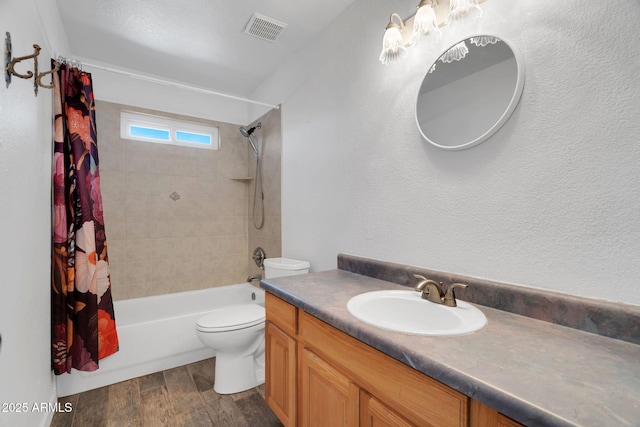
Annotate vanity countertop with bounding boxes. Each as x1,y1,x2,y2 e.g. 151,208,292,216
261,269,640,427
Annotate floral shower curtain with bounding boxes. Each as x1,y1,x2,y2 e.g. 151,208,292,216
51,61,119,374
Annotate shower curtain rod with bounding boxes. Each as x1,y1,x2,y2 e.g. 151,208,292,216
80,61,279,109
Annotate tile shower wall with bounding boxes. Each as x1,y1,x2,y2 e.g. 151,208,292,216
248,108,283,278
97,101,251,300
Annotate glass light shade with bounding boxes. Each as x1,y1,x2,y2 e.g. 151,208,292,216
440,41,469,63
448,0,482,23
470,36,499,47
410,3,440,45
379,24,407,64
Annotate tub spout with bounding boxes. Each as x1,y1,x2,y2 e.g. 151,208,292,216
247,275,262,283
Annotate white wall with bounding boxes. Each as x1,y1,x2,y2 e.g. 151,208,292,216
81,61,273,125
0,0,69,425
253,0,640,305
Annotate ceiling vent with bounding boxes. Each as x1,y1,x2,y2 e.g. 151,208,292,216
244,13,288,43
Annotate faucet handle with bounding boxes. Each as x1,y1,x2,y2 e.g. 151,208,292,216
443,283,468,307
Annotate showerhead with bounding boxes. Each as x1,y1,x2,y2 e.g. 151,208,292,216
239,122,262,138
239,122,261,155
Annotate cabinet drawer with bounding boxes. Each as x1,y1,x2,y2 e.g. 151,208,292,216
360,390,415,427
299,311,468,427
266,293,297,336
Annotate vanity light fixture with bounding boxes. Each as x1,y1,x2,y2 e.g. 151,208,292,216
410,0,441,45
379,13,407,65
379,0,486,65
447,0,482,25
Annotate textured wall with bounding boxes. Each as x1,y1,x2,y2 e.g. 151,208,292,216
0,0,68,424
97,101,251,300
253,0,640,305
247,108,283,279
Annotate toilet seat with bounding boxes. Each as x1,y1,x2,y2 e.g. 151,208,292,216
196,304,265,333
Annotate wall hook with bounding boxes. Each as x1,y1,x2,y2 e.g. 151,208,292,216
7,43,40,79
36,61,60,90
4,32,60,96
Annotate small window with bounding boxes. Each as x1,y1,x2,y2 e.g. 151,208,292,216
130,126,171,141
175,131,211,145
120,111,219,150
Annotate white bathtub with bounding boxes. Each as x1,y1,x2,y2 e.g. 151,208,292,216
55,283,265,397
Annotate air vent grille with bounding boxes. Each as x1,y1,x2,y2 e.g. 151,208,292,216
244,13,287,43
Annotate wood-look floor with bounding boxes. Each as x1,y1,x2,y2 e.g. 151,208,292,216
50,358,282,427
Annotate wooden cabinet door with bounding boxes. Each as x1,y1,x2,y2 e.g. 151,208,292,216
360,391,414,427
300,348,359,427
498,414,525,427
469,399,525,427
299,311,467,427
265,322,297,427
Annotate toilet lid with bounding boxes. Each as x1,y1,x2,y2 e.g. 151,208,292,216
196,304,265,332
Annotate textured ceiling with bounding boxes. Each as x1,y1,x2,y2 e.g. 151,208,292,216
55,0,356,97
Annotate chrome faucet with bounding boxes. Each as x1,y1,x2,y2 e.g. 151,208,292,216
413,274,468,307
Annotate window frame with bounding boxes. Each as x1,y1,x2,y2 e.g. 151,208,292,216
120,111,219,150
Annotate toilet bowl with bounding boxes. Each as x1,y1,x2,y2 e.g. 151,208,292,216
195,257,309,394
195,303,266,394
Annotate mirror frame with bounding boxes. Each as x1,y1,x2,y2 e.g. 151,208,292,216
415,35,525,151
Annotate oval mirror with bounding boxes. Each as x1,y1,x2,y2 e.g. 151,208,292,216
415,36,524,150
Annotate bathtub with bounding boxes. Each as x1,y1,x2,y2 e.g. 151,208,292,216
55,283,265,397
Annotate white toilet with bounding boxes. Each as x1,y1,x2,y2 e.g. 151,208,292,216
195,257,310,394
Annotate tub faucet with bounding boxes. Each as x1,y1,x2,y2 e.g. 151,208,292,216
247,274,262,283
413,274,468,307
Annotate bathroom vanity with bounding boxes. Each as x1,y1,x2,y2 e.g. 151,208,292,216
261,254,640,427
265,292,521,427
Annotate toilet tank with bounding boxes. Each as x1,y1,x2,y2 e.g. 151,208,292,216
264,257,310,279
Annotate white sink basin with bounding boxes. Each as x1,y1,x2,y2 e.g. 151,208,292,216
347,290,487,336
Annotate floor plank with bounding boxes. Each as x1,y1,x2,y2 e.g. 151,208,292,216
50,358,280,427
163,366,205,416
140,385,175,426
200,390,249,427
139,371,166,394
236,392,283,427
71,386,109,427
104,378,142,427
187,358,216,393
174,408,214,427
